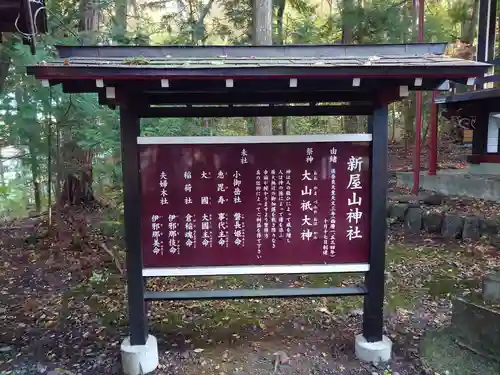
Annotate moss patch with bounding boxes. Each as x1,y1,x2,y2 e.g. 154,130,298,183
421,328,500,375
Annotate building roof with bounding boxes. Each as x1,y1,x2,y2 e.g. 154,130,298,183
435,88,500,105
31,43,489,79
26,43,491,118
55,43,452,58
0,0,47,54
40,54,483,70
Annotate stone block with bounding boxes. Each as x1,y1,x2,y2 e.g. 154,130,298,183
389,203,408,221
405,207,422,233
442,215,463,239
483,273,500,304
423,212,443,234
389,192,443,206
462,216,481,240
386,202,392,217
451,297,500,361
420,193,444,206
480,219,499,237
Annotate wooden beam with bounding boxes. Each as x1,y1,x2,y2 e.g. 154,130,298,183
136,90,376,105
138,104,374,118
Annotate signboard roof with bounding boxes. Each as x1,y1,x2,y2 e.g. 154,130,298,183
25,43,491,117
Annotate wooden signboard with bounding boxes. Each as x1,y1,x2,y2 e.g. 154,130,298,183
138,135,371,276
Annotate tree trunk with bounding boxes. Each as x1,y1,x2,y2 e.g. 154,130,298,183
113,0,128,43
55,119,61,238
341,0,354,44
0,44,11,94
79,0,100,41
58,0,99,207
253,0,273,136
59,141,95,206
281,117,288,135
341,0,358,133
193,0,216,45
403,93,417,149
391,103,396,142
28,139,41,212
0,156,4,187
276,0,287,135
463,0,479,44
276,0,286,44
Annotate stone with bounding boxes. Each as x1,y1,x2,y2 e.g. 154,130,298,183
389,203,408,221
423,212,443,234
354,334,392,363
442,215,463,239
389,192,443,206
483,272,500,304
121,335,159,375
0,346,12,353
404,207,422,233
390,194,420,205
36,363,47,373
480,219,499,236
420,193,444,206
462,216,481,240
490,237,500,251
349,308,363,316
47,371,75,375
451,297,500,361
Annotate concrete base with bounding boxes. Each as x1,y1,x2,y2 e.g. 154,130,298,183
469,163,500,175
121,334,159,375
396,169,500,202
355,334,392,364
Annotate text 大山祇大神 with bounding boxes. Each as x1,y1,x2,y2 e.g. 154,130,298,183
140,138,371,269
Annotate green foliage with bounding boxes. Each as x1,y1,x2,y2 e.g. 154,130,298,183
0,0,474,219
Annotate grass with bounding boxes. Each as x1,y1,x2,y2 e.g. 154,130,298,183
63,243,496,335
52,241,500,373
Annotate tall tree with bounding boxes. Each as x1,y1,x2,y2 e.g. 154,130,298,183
341,0,359,133
113,0,128,43
252,0,273,136
55,0,103,206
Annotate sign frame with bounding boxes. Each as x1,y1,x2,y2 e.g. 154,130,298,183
138,133,372,277
120,105,388,346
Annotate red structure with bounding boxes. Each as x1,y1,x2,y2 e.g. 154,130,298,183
140,135,371,273
428,91,438,175
412,0,425,192
430,0,497,175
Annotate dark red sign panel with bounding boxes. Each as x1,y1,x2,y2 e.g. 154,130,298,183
139,136,371,272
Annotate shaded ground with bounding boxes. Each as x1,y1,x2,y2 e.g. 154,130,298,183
389,140,468,172
1,207,500,374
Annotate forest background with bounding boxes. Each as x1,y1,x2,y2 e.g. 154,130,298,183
0,0,487,220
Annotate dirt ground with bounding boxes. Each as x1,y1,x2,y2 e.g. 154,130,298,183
0,141,499,375
1,208,499,375
388,139,468,173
